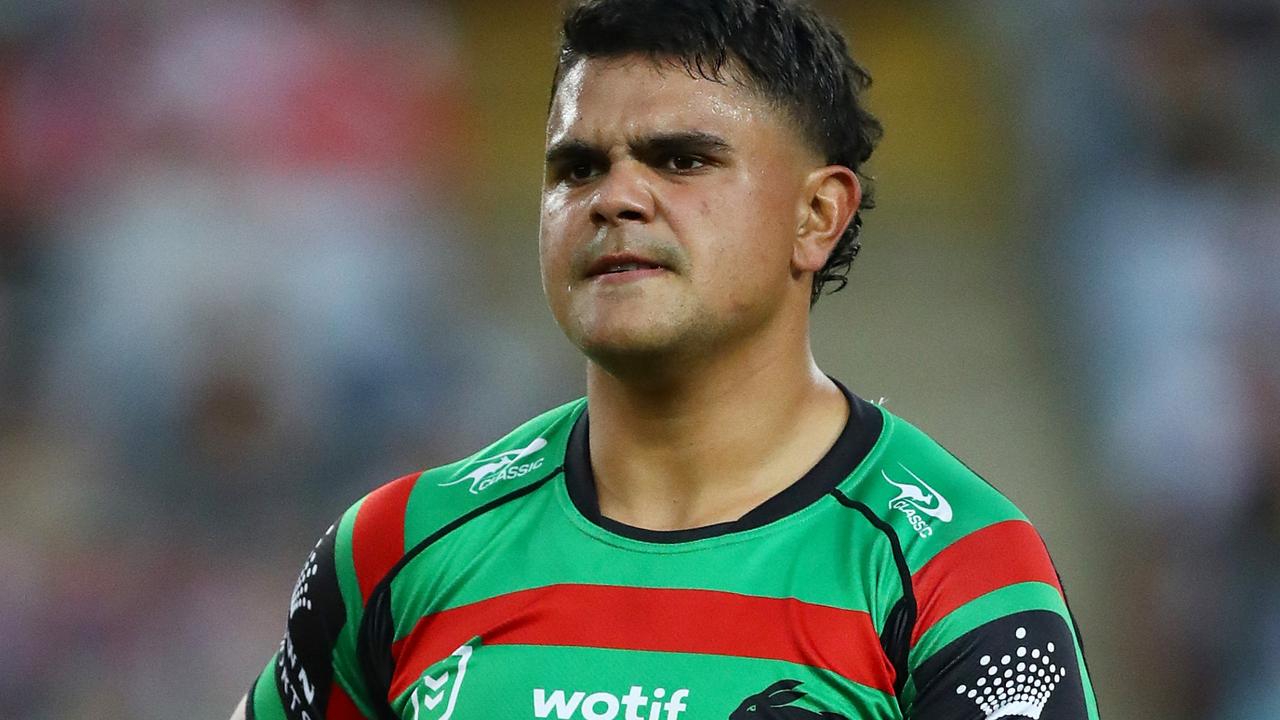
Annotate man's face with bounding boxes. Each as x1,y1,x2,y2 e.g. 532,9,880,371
539,56,820,368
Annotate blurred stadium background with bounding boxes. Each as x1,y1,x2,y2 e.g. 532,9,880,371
1,0,1277,717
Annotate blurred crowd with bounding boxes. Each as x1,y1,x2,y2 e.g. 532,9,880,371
1003,0,1280,716
0,0,1276,718
0,1,573,716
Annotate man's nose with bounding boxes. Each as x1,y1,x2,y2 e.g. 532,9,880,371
588,161,655,227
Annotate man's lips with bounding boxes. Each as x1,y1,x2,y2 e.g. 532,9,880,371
584,252,670,279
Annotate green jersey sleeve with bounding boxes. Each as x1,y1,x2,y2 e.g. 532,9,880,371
901,518,1099,719
845,409,1099,718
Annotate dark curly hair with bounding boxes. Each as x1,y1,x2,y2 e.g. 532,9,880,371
552,0,882,305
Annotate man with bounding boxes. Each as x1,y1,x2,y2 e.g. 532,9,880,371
233,1,1099,718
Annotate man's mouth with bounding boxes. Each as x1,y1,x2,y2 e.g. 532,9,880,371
585,253,670,279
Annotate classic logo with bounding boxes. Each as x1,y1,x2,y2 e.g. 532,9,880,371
730,680,848,720
533,686,689,720
439,438,548,494
409,644,473,720
882,463,953,539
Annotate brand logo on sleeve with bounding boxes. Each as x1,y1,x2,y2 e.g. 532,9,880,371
409,643,473,720
953,626,1068,719
882,463,952,538
287,523,334,619
532,686,689,720
439,437,548,494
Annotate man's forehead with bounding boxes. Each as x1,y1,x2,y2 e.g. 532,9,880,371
546,55,772,145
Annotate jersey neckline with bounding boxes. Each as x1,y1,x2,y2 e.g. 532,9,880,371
563,378,885,544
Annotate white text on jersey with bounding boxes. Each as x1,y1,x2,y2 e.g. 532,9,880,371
440,438,549,494
533,686,689,720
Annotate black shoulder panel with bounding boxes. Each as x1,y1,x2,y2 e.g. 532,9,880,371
274,521,347,720
910,610,1088,719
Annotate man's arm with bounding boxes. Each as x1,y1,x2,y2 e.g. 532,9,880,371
902,520,1099,718
908,608,1095,718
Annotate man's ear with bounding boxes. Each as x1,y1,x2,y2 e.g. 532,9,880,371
792,166,861,274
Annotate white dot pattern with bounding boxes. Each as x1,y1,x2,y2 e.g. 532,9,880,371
288,523,335,618
952,626,1069,720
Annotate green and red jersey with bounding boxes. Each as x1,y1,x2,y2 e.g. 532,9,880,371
247,384,1098,719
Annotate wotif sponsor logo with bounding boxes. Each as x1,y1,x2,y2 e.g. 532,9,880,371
882,463,952,538
439,437,548,494
533,686,689,720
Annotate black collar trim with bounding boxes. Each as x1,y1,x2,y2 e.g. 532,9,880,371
563,379,884,543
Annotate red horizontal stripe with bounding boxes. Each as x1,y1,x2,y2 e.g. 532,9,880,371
353,473,420,602
327,682,366,720
910,520,1063,646
390,584,894,698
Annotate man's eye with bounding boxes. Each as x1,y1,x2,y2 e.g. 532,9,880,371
666,155,706,172
567,163,598,182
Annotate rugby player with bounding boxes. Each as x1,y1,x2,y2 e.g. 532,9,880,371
233,1,1098,718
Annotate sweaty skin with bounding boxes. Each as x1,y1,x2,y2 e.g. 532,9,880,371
539,56,861,531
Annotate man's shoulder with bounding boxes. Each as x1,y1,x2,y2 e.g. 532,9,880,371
342,397,585,559
416,396,586,501
837,407,1038,569
838,409,1093,716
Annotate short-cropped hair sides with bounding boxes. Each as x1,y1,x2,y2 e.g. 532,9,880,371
552,0,883,306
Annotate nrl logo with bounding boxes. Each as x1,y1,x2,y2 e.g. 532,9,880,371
439,438,548,494
409,643,473,720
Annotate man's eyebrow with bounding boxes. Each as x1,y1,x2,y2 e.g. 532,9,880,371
630,131,732,155
544,139,606,166
544,132,733,165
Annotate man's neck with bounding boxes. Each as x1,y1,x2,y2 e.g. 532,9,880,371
584,335,849,532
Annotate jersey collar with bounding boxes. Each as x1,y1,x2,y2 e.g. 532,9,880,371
563,378,884,543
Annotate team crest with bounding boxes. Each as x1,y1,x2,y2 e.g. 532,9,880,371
730,680,848,720
408,642,475,720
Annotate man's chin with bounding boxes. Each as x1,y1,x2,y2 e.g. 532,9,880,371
576,326,692,373
579,332,675,361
